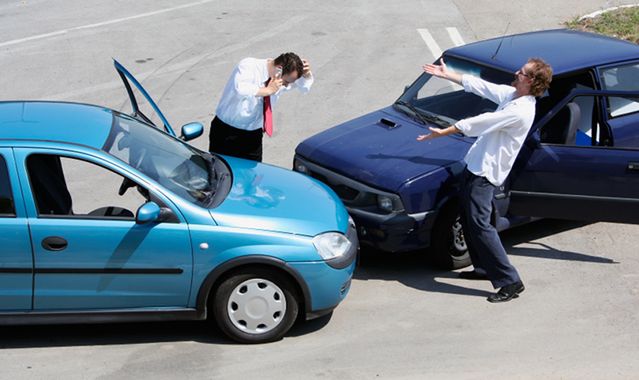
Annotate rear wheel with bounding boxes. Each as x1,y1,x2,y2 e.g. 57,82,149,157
430,204,471,269
213,268,299,344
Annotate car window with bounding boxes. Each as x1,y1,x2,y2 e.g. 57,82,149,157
539,95,601,146
0,155,15,217
26,154,149,220
600,63,639,118
103,113,223,207
398,57,514,123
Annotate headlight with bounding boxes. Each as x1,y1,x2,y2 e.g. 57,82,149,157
312,232,352,260
294,159,310,174
377,195,394,212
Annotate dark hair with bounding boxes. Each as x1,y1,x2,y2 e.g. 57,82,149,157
527,58,553,97
274,52,304,78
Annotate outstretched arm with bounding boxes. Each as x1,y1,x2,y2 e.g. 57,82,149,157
416,125,460,141
422,58,462,85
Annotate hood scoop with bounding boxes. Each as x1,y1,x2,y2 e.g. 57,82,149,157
378,118,401,130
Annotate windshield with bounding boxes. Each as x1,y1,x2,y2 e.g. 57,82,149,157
103,113,229,207
396,56,514,125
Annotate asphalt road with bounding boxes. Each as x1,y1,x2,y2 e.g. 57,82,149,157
1,0,639,379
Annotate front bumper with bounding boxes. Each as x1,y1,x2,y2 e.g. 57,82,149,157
294,155,437,253
291,217,358,319
349,207,437,252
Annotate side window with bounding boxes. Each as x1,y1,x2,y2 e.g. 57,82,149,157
0,155,16,217
600,63,639,118
27,154,149,219
539,95,601,146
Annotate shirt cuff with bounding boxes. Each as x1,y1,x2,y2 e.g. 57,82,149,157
297,73,314,92
454,120,470,135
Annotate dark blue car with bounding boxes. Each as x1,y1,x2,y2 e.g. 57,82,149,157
294,29,639,269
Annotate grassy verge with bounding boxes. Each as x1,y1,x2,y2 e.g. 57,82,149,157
566,6,639,43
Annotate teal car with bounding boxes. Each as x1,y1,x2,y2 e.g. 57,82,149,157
0,61,357,343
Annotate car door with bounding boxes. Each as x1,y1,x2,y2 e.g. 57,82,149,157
509,88,639,224
0,148,33,311
114,59,177,137
15,147,194,310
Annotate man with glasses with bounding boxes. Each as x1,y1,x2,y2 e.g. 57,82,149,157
417,57,553,303
209,52,313,162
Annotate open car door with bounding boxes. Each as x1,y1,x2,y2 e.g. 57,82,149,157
509,89,639,224
114,59,177,137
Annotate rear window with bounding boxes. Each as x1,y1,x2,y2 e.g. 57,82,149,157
0,155,15,216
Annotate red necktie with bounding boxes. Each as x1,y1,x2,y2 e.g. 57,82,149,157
263,79,273,137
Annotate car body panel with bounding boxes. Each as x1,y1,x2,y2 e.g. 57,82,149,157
0,102,112,150
0,148,33,311
445,29,639,76
12,147,194,310
113,59,176,136
212,155,350,236
296,106,472,195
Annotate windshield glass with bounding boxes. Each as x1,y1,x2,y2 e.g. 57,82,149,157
103,113,227,207
396,56,514,124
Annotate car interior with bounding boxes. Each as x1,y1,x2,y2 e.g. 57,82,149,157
537,72,600,146
27,154,138,218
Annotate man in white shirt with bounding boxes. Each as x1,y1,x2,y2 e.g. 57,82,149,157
209,52,313,162
418,57,552,303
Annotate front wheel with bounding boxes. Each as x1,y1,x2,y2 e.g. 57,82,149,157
213,268,299,344
430,204,472,270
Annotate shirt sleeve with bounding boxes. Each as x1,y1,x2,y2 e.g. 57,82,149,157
455,108,522,137
462,74,515,105
295,73,314,93
233,58,261,97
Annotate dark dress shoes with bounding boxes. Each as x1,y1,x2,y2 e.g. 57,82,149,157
487,281,525,303
458,270,488,280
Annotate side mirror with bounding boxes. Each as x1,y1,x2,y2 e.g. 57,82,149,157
135,202,161,224
180,122,204,141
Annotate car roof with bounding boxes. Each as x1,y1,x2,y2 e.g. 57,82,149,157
445,29,639,76
0,101,114,149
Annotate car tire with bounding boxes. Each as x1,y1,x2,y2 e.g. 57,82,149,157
430,203,472,270
213,268,299,344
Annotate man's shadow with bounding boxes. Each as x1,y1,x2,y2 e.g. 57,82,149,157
354,218,617,297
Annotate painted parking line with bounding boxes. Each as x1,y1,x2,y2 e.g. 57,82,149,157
0,0,216,48
446,27,465,47
417,28,443,60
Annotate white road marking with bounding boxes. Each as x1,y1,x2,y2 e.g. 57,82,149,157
46,15,309,101
0,0,216,48
417,28,442,59
446,27,465,47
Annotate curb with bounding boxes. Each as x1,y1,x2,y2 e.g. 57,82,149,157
579,4,639,20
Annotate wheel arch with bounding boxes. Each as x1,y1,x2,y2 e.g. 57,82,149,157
196,256,312,318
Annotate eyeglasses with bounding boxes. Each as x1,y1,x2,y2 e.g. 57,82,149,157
516,69,531,78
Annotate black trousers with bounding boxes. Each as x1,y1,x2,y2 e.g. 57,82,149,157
208,116,263,162
460,168,521,288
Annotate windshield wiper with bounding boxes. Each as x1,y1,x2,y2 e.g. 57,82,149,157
394,101,449,128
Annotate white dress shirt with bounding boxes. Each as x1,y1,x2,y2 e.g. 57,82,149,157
215,57,314,131
455,74,536,186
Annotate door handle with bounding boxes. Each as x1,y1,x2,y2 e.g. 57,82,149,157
628,162,639,171
42,236,68,251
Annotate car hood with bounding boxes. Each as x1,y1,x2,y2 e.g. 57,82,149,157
210,156,349,237
295,106,473,192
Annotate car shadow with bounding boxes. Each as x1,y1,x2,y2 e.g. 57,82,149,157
0,312,332,349
0,321,233,349
354,218,617,297
500,219,618,264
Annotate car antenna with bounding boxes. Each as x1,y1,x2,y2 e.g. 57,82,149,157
491,21,511,60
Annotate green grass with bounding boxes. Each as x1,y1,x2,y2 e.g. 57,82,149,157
566,6,639,43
